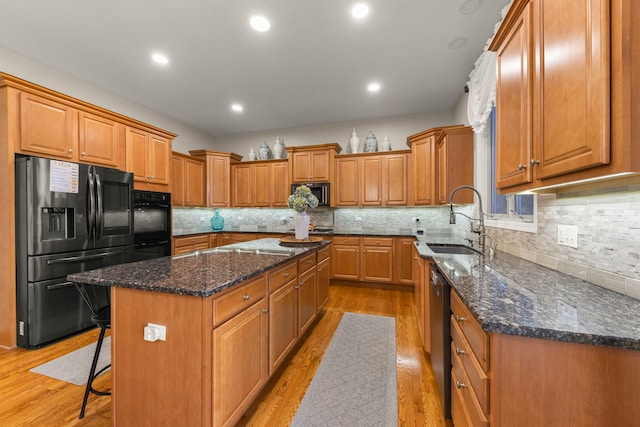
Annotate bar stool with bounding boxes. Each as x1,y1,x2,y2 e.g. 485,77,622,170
74,283,112,419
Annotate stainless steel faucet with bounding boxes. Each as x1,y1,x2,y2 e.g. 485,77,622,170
449,185,486,253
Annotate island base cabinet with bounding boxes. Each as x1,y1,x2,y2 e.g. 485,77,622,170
268,280,298,374
490,333,640,427
213,299,268,427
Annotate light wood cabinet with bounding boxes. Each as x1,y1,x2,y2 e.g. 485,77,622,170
16,91,125,169
286,144,342,197
437,126,474,205
125,126,171,190
172,151,206,207
231,160,289,207
316,248,330,310
335,152,409,207
297,264,317,336
361,237,394,283
189,150,243,208
490,0,640,192
393,238,415,285
330,237,361,280
412,246,426,350
407,130,437,205
172,234,209,255
268,262,298,374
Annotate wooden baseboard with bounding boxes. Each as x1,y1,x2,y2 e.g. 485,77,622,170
330,279,413,291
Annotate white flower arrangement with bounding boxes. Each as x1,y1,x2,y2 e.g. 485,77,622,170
288,185,319,212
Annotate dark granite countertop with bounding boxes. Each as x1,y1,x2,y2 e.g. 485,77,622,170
68,238,330,298
414,240,640,351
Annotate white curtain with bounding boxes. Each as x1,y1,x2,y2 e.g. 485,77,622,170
466,50,497,134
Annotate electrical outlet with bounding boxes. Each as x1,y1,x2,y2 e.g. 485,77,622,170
144,323,166,342
412,217,420,223
558,224,578,248
355,216,363,222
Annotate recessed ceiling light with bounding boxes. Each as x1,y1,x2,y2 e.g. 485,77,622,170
250,15,271,32
352,3,369,19
151,53,169,65
231,104,243,112
459,0,484,14
448,37,468,50
367,81,381,92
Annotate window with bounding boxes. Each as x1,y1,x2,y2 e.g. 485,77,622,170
485,106,537,232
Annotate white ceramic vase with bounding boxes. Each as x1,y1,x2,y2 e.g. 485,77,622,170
248,147,257,160
382,136,391,151
349,128,360,153
273,136,284,159
293,211,310,240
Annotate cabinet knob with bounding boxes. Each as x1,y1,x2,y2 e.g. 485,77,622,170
81,151,86,156
68,148,73,153
455,380,467,389
283,272,290,277
517,163,527,171
454,315,466,322
299,281,305,286
243,294,250,301
530,158,540,166
455,347,466,356
262,308,269,314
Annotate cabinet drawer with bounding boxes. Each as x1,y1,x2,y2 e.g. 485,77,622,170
362,237,393,247
268,262,297,293
451,323,489,415
213,275,266,327
332,236,361,246
298,252,316,274
451,356,489,427
316,245,330,262
451,290,490,371
174,234,209,249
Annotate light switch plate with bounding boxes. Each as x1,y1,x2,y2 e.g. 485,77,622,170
557,224,578,248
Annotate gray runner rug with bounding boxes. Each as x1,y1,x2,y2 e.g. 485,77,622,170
30,336,111,386
291,312,398,426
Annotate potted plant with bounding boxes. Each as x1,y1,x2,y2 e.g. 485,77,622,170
288,185,319,240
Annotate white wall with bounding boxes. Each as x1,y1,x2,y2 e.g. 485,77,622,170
211,110,456,157
0,47,217,153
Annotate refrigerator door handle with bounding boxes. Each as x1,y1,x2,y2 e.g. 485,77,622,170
46,249,129,265
87,166,96,240
95,172,103,239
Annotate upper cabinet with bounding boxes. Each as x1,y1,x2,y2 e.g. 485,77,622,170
125,126,171,190
231,159,289,207
171,151,206,207
407,125,473,205
286,143,342,184
334,151,409,207
491,0,640,192
16,91,125,169
189,150,243,208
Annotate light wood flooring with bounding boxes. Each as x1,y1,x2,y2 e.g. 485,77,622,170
0,284,445,426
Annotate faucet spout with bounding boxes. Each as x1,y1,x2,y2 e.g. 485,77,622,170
449,185,486,253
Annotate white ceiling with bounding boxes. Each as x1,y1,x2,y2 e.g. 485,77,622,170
0,0,510,137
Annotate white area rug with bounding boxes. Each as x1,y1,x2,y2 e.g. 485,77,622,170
291,312,398,426
30,336,111,386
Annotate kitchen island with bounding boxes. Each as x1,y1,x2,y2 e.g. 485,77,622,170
414,241,640,426
68,238,331,427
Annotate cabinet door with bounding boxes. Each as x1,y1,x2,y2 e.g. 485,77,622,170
231,164,254,207
393,238,415,285
412,248,425,346
330,244,360,280
291,152,312,182
360,156,383,206
297,268,317,336
411,136,436,205
148,134,170,185
335,157,359,206
210,156,231,207
171,155,185,206
270,161,289,207
496,2,533,189
534,0,610,179
268,280,298,374
125,127,150,182
309,150,331,181
361,245,393,282
212,299,268,427
253,163,271,207
316,257,330,310
78,111,122,168
185,157,206,207
385,154,408,205
19,92,77,159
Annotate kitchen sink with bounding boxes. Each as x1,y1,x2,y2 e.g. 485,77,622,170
427,244,482,255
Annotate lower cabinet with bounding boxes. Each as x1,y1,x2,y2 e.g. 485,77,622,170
412,246,432,353
316,257,330,309
172,234,210,255
297,265,317,336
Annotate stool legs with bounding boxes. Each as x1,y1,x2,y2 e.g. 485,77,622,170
79,327,112,419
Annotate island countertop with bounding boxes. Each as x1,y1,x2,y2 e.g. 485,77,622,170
68,238,330,297
413,240,640,351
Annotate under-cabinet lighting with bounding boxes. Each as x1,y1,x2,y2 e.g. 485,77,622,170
518,172,636,193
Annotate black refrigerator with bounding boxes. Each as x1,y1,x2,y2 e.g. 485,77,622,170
15,156,135,348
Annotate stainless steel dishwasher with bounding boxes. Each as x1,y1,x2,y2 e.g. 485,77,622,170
429,266,451,419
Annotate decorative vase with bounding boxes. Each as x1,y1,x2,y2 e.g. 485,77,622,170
363,130,378,152
258,141,272,160
293,211,310,240
210,209,224,231
381,136,391,151
248,147,257,161
273,136,284,159
349,128,360,153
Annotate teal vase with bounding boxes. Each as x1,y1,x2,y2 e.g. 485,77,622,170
210,210,224,231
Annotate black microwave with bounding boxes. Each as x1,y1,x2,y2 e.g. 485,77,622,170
291,183,330,207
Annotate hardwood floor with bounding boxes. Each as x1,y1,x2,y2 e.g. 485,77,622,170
0,284,445,426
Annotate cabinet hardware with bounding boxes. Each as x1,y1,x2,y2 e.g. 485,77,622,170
530,158,540,166
454,315,466,322
455,347,466,355
283,272,290,277
517,163,527,170
455,380,467,389
243,294,250,301
68,148,73,153
81,151,86,156
262,308,269,314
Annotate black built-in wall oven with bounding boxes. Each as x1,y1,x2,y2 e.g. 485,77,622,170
133,190,171,261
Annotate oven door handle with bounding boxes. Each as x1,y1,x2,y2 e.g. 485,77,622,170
135,240,170,247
